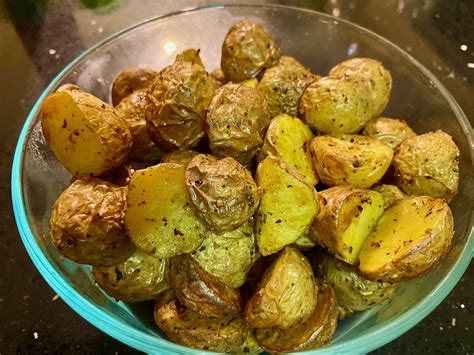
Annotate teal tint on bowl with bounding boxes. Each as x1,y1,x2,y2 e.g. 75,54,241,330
11,4,473,354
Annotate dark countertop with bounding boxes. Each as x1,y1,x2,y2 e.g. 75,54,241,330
0,0,472,353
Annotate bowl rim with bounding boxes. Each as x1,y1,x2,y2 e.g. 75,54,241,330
11,3,474,354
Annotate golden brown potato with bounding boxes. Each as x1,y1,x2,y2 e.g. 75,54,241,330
254,279,338,352
329,57,392,117
111,67,157,106
170,254,242,317
255,156,319,256
299,77,372,135
221,21,280,82
154,298,249,352
191,220,259,288
309,135,393,188
258,114,318,185
146,61,215,150
309,185,384,265
244,247,317,329
206,83,271,165
174,48,204,68
93,249,169,302
393,130,460,201
359,196,454,282
41,86,132,176
185,154,259,232
362,117,416,149
160,149,200,165
210,68,226,88
49,177,135,266
372,184,406,210
124,163,206,258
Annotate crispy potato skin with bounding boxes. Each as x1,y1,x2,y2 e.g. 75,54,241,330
111,67,157,106
50,177,135,266
359,196,454,282
255,279,338,352
299,77,372,135
309,135,393,188
244,247,317,329
393,130,460,201
174,48,204,68
206,83,271,165
160,149,200,165
185,154,259,232
372,184,406,210
329,57,392,117
363,117,416,149
170,254,242,318
221,21,280,82
93,249,169,302
154,298,249,352
146,61,215,150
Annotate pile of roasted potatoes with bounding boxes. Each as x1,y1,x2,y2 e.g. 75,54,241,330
40,21,459,352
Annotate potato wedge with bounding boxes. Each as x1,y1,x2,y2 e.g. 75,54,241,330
362,117,416,149
254,279,338,352
372,184,406,210
124,163,206,258
309,185,384,265
170,254,242,317
258,114,318,185
41,87,132,176
309,134,393,188
244,247,317,329
111,67,157,106
255,156,319,256
359,196,454,282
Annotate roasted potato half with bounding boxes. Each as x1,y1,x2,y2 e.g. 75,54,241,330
258,114,318,185
309,185,384,265
49,177,135,266
160,149,200,165
309,134,393,188
372,184,406,210
174,48,204,68
93,249,169,302
393,130,460,201
41,86,132,176
124,163,206,258
255,279,338,352
362,117,416,149
111,67,157,106
244,247,317,329
255,156,319,256
359,196,454,282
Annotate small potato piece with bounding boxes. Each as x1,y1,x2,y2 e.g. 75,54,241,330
309,135,393,188
41,87,132,176
393,130,460,200
244,247,317,329
185,154,259,232
255,279,338,352
174,48,204,68
146,61,215,150
255,157,319,256
221,21,280,82
240,77,259,88
192,220,259,288
316,253,396,311
258,114,318,185
210,69,226,88
309,185,384,265
160,149,200,165
111,67,157,106
124,163,206,258
329,57,392,117
299,77,372,135
359,196,454,282
50,177,135,266
154,298,249,352
93,249,169,302
363,117,416,149
292,234,317,251
206,83,271,165
373,184,406,210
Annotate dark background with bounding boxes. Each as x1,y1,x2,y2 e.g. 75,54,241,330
0,0,472,353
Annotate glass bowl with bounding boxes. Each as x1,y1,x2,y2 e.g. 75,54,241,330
11,4,473,354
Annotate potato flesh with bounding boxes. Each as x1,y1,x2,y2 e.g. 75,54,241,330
124,163,206,258
255,157,319,256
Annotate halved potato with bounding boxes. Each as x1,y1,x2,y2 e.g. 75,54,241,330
41,87,132,176
255,156,319,256
124,163,206,258
309,185,384,265
258,114,318,185
111,67,157,106
372,184,406,210
359,196,454,282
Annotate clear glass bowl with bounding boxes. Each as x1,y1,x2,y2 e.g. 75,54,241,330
11,4,473,354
